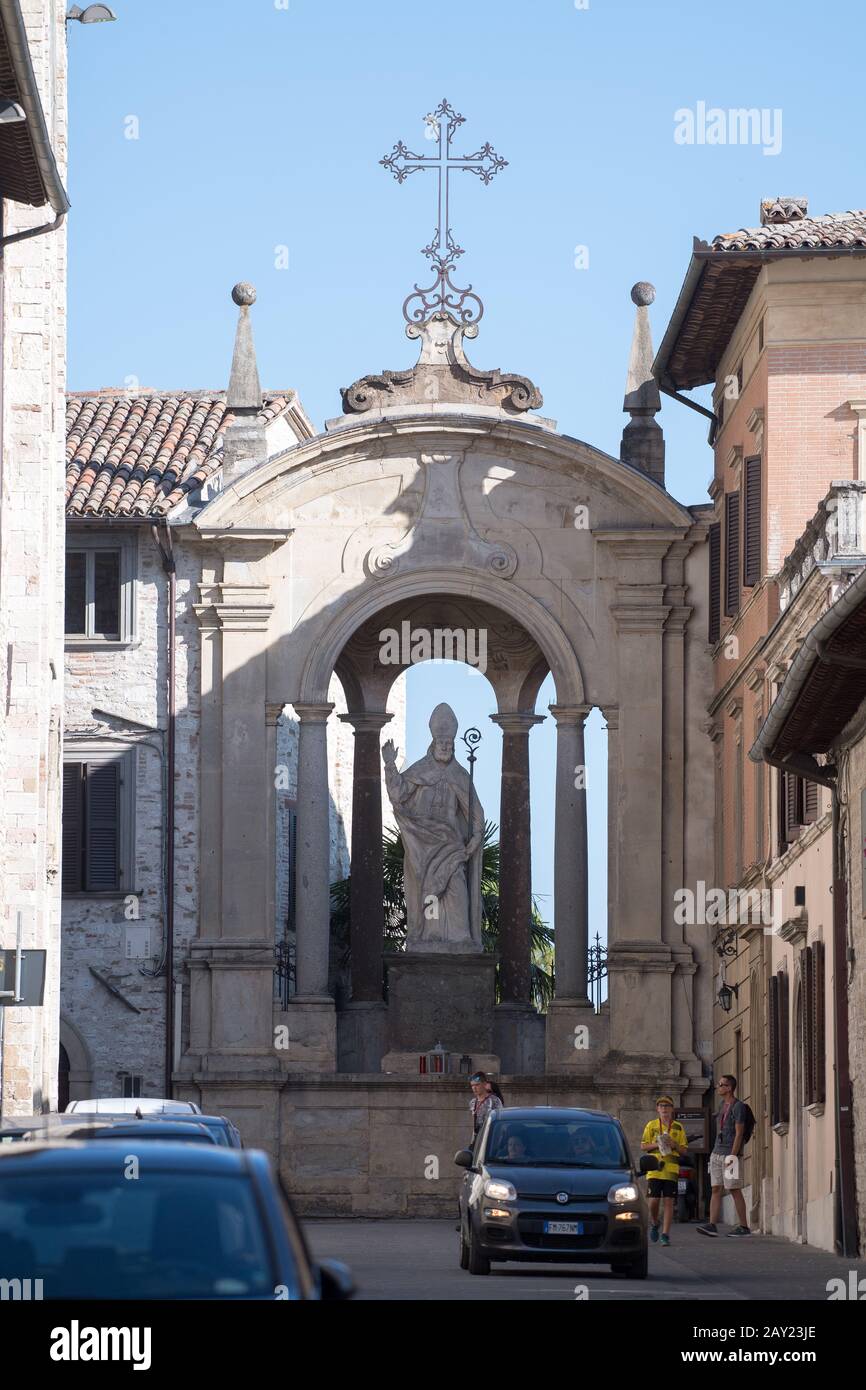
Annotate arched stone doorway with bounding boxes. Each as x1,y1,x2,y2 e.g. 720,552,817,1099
180,345,714,1182
58,1013,93,1110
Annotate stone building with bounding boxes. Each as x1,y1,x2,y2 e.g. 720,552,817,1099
751,548,866,1256
0,0,69,1116
654,198,866,1248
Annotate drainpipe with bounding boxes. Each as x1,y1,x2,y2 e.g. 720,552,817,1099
151,521,176,1098
759,749,859,1256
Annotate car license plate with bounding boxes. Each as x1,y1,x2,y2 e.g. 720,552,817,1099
678,1179,687,1194
543,1220,583,1235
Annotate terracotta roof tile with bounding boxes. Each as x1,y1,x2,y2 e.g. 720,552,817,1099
711,208,866,254
65,390,295,518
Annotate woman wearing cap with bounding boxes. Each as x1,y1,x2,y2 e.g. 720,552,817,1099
640,1096,688,1247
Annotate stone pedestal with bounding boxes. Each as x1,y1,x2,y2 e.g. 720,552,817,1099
494,1003,545,1073
277,998,336,1073
545,1000,609,1074
386,952,496,1055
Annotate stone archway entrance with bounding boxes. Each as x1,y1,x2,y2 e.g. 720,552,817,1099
178,300,714,1202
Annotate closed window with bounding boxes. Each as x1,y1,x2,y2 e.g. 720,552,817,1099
708,521,721,644
65,535,137,644
769,969,790,1126
62,749,135,894
724,491,740,617
743,456,761,587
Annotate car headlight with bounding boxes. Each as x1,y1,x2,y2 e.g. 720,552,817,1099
608,1183,639,1204
484,1178,517,1201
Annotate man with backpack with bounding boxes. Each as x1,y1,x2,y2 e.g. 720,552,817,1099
697,1074,754,1238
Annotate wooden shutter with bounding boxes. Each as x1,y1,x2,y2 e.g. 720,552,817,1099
779,969,790,1124
803,780,819,824
85,762,120,890
813,940,826,1105
801,947,814,1105
769,973,780,1125
783,772,804,844
62,763,84,892
708,522,721,644
724,491,740,616
743,456,762,587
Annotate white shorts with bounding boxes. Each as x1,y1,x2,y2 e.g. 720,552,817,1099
709,1151,744,1190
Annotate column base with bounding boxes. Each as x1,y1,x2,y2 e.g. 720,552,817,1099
493,1002,545,1073
276,997,336,1073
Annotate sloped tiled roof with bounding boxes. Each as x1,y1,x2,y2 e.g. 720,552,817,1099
712,208,866,254
65,390,296,518
655,207,866,391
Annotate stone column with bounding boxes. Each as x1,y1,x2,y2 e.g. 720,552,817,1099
489,712,544,1005
293,702,334,1000
549,705,592,1004
338,711,392,1002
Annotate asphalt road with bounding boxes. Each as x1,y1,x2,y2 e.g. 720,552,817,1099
306,1218,866,1302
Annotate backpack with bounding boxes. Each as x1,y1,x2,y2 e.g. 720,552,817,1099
739,1102,756,1146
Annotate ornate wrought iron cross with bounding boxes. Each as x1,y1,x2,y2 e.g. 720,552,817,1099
380,98,507,327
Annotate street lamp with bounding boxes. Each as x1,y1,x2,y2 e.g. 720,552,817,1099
718,980,739,1014
66,5,117,22
0,100,26,124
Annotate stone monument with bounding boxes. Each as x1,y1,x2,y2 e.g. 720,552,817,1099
382,703,497,1067
382,702,484,952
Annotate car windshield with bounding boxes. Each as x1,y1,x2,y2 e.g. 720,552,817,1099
484,1118,629,1168
0,1171,286,1299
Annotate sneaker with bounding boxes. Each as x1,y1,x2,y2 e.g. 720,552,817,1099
649,1224,659,1243
696,1223,718,1237
660,1233,670,1247
727,1226,751,1237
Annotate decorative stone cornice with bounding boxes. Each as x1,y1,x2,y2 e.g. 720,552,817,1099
265,702,285,727
194,582,274,632
338,710,395,734
489,711,546,736
746,406,765,453
341,315,543,416
548,704,592,729
725,443,743,478
293,702,335,724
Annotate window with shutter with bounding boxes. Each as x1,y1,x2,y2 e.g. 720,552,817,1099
769,974,780,1125
62,748,134,895
779,969,790,1124
708,522,721,645
801,948,814,1105
782,771,805,845
813,940,826,1105
85,762,120,890
803,780,819,824
724,491,740,617
743,456,761,587
62,763,85,892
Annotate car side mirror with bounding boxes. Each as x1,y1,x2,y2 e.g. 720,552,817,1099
454,1148,475,1169
318,1259,354,1301
638,1154,656,1175
677,1151,695,1169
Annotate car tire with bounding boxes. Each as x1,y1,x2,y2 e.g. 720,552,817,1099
459,1228,470,1270
617,1248,648,1279
467,1226,491,1276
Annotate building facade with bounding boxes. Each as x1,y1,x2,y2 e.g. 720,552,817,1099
656,198,866,1248
0,0,69,1116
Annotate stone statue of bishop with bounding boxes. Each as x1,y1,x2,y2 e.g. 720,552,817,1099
382,703,484,952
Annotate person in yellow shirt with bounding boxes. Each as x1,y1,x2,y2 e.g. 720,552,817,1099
640,1096,688,1247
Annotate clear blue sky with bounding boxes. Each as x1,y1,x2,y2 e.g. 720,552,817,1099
67,0,865,931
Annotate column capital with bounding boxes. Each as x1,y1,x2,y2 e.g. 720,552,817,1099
601,705,619,731
549,703,591,728
490,711,545,735
292,702,334,724
338,710,394,734
265,702,285,727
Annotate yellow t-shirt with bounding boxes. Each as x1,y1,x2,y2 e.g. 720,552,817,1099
641,1118,687,1181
